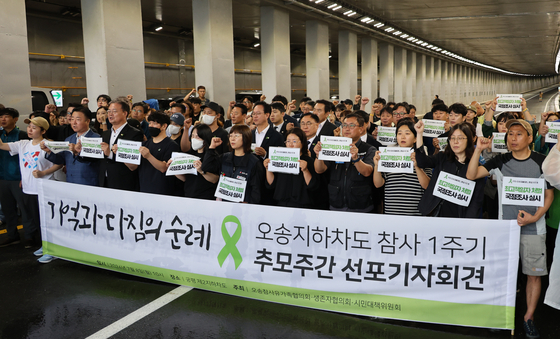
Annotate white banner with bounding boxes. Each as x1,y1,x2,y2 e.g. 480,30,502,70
44,141,70,154
421,120,446,138
545,122,560,144
378,127,397,146
501,176,545,207
215,176,247,202
433,171,476,207
437,137,448,151
116,139,141,165
268,147,300,175
492,133,508,153
37,180,520,330
496,94,522,112
377,147,413,173
79,137,104,159
166,154,199,176
318,136,351,162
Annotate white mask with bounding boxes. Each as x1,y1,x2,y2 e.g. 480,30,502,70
167,124,181,136
201,114,215,125
191,138,204,151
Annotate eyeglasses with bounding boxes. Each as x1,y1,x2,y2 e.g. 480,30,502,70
393,112,407,117
243,101,251,104
284,140,300,145
449,136,468,142
229,133,242,139
131,109,144,113
342,123,358,129
300,121,316,126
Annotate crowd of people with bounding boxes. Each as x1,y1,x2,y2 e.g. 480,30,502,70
1,86,560,337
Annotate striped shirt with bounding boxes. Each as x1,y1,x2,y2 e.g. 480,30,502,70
382,168,432,216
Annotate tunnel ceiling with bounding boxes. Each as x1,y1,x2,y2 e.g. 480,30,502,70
26,0,560,76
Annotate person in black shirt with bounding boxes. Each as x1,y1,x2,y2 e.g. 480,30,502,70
133,112,180,195
263,128,319,208
171,124,218,200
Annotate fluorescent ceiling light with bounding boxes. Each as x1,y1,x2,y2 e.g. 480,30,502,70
333,5,342,10
360,16,372,22
343,10,352,15
328,3,338,9
401,34,409,38
384,27,394,32
348,11,357,17
155,26,163,31
393,31,402,36
253,43,260,47
315,0,324,3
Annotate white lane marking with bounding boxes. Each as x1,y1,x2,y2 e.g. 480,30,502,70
544,92,559,116
86,285,193,339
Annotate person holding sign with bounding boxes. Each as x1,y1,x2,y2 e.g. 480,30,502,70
173,124,218,200
535,111,560,155
423,103,449,155
41,106,100,186
0,117,62,263
263,128,318,208
99,100,144,191
127,112,180,195
373,118,431,215
314,113,376,212
415,121,484,218
466,119,554,338
202,125,264,204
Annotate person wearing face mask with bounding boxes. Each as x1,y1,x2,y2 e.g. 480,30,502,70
127,111,180,195
169,124,218,200
182,101,229,155
167,112,184,145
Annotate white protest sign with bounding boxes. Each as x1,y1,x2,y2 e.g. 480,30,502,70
422,119,446,138
318,136,352,162
496,94,522,112
501,177,545,207
251,143,257,152
215,176,247,202
433,171,476,207
491,133,508,153
437,137,448,151
545,122,560,144
268,147,300,175
44,141,70,154
377,147,414,174
166,154,199,176
378,127,397,146
116,139,141,165
79,137,104,159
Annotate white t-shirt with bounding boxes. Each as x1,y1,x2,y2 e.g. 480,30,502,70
9,140,55,195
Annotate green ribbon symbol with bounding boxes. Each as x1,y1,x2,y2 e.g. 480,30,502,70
217,215,243,269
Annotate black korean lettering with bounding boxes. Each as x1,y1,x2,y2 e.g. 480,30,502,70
364,262,386,282
256,222,273,240
254,248,273,272
274,224,292,245
462,266,485,291
272,252,292,273
351,231,371,250
293,254,314,277
314,255,336,279
466,237,486,260
442,236,463,258
293,225,309,246
341,258,363,282
165,228,186,249
435,265,459,289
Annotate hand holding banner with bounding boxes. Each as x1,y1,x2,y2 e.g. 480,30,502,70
421,120,446,138
268,147,300,175
116,139,141,165
377,147,414,173
318,136,352,162
79,137,104,159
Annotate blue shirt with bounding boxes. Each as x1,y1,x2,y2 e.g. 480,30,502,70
0,127,26,181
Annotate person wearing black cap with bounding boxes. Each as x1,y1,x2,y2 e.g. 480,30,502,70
168,112,185,146
182,101,229,155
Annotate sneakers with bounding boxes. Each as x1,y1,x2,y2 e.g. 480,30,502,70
0,237,20,247
33,247,43,257
523,319,540,338
37,254,57,264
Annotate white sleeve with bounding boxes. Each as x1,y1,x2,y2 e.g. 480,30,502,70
8,140,22,156
543,145,560,189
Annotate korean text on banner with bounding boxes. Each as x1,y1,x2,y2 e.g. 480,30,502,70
501,176,545,207
421,120,446,138
378,127,396,146
377,147,413,173
166,154,199,176
545,122,560,144
318,136,352,162
215,176,247,202
44,141,70,154
80,137,104,159
496,94,522,112
268,147,300,175
116,139,141,165
492,133,508,153
433,171,476,207
38,180,520,330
